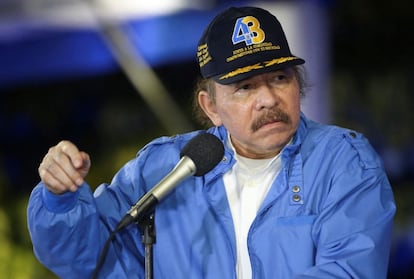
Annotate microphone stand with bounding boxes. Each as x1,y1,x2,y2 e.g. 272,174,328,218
138,212,156,279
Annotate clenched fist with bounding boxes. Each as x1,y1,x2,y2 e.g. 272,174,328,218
38,140,91,194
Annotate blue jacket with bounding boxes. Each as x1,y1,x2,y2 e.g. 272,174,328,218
27,114,396,278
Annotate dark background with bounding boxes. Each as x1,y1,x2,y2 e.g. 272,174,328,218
0,0,413,278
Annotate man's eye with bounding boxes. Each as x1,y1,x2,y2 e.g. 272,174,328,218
275,74,286,80
238,83,251,91
233,84,251,96
270,74,291,86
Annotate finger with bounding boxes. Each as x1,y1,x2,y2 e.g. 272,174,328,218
77,152,91,174
80,151,90,167
57,140,84,169
39,161,80,193
49,148,85,186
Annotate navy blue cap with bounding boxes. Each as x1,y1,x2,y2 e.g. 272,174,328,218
197,6,305,84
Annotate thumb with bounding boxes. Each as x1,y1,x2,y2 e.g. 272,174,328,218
76,151,91,178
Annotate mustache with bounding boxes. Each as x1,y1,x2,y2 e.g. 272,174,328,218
251,109,290,132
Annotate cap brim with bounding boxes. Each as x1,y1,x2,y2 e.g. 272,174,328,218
213,57,305,85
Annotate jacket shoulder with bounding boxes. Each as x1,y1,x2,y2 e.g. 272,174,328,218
302,120,384,170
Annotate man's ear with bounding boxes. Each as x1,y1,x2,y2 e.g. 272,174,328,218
198,90,223,126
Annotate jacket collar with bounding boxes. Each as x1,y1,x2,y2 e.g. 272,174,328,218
203,113,309,207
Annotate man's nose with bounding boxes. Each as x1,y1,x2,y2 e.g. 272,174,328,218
254,85,279,110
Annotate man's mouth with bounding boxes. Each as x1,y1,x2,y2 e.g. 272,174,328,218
251,109,290,132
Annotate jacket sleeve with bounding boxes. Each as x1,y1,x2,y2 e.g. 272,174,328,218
27,183,108,278
27,156,148,279
27,137,180,278
296,132,396,278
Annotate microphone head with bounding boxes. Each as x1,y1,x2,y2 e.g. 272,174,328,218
180,133,224,176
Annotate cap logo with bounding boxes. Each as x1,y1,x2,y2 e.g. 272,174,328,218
232,16,265,46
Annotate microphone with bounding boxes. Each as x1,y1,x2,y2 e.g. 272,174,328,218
115,133,224,232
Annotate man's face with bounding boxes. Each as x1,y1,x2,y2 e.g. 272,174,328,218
200,68,301,159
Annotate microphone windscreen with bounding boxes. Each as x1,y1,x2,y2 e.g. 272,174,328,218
180,133,224,176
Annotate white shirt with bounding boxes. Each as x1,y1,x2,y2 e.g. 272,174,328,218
223,135,283,279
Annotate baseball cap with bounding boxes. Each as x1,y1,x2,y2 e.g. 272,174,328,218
197,6,305,85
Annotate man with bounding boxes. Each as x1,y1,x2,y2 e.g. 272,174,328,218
28,6,396,279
